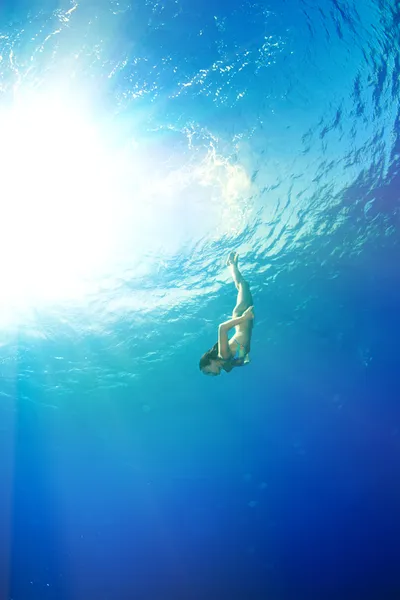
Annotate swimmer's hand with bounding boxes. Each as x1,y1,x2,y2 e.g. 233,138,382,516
242,306,255,321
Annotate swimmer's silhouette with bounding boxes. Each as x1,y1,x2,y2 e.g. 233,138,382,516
199,252,254,376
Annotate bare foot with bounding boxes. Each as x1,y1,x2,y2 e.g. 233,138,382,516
226,251,239,267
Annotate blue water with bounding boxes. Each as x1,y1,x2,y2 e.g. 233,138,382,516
1,0,400,598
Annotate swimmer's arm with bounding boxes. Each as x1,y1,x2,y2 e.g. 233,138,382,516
218,315,245,359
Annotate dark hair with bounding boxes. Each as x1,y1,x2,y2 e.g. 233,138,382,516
199,342,219,371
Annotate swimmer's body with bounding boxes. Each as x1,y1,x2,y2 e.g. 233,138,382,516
199,252,255,376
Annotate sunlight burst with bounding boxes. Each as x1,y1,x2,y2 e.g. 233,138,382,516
0,91,119,307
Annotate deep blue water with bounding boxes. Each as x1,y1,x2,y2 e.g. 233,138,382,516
1,0,400,599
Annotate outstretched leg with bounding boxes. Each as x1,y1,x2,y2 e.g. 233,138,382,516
226,252,253,317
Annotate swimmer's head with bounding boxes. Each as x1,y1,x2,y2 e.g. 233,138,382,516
201,359,222,376
199,345,222,376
